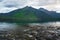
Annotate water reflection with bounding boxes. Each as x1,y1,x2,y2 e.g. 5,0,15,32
0,22,18,31
29,22,60,26
0,22,60,40
0,22,60,31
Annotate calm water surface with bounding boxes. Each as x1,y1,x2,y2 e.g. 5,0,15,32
0,21,60,31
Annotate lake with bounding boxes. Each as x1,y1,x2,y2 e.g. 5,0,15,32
0,21,60,40
0,21,60,31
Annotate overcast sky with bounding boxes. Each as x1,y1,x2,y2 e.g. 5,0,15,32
0,0,60,13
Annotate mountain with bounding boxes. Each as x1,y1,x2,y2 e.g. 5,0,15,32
48,11,60,18
0,6,60,22
36,8,52,21
38,8,60,18
10,6,38,22
0,6,38,22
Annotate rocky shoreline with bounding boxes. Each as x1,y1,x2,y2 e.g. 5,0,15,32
0,25,60,40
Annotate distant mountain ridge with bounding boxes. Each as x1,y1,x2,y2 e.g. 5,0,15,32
0,6,60,22
38,8,60,18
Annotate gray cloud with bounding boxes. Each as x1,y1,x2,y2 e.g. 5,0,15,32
0,0,59,13
3,0,27,8
30,0,57,6
3,0,57,8
0,0,3,2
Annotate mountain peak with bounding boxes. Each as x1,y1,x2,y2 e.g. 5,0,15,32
39,8,48,11
22,6,36,9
